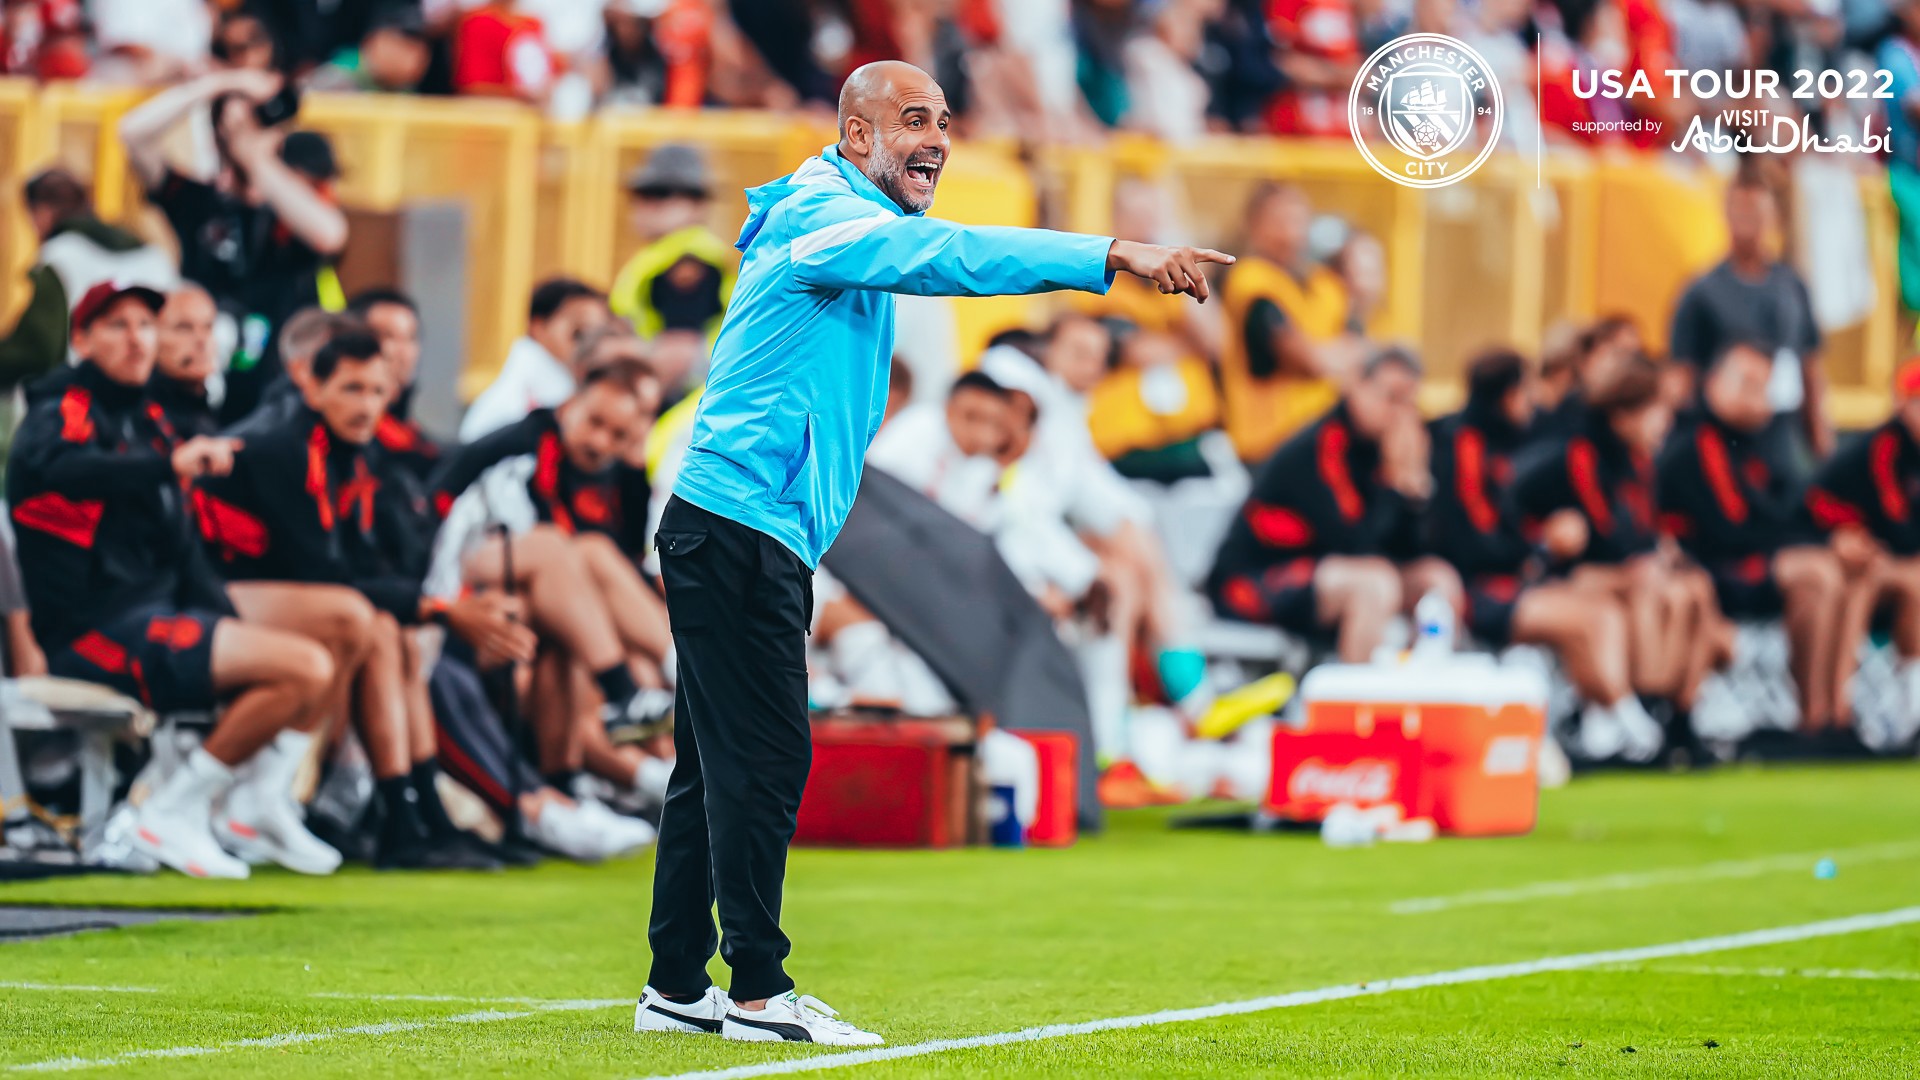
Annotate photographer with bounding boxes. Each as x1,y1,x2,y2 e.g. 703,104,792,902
119,69,349,420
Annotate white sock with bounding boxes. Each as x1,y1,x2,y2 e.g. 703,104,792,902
1077,633,1131,764
147,747,235,817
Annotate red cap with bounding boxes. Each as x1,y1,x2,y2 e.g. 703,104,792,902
70,280,166,331
1897,358,1920,402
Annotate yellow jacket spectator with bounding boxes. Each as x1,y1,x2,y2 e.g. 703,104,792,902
1219,184,1352,463
610,144,735,342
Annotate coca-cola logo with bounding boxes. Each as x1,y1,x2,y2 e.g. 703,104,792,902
1287,758,1397,803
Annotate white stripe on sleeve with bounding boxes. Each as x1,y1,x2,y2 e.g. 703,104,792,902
789,211,894,263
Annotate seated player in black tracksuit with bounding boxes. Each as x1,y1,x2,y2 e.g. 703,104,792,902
1659,342,1856,737
1510,354,1714,761
1428,349,1646,739
429,357,677,755
1525,315,1641,450
348,288,442,490
1207,347,1461,662
194,331,524,870
149,283,221,440
1804,357,1920,740
8,281,331,881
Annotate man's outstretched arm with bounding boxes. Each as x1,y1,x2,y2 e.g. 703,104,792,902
790,211,1231,300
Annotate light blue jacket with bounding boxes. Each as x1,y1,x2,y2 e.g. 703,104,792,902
672,145,1116,567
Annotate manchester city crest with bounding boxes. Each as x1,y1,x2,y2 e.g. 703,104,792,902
1349,34,1504,189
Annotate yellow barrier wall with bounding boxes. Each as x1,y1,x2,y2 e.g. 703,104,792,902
0,81,1900,423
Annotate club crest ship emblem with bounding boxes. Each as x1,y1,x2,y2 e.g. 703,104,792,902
1349,33,1503,189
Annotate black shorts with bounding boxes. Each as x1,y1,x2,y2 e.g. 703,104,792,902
1466,573,1525,647
48,606,223,712
1709,553,1783,619
1210,557,1320,634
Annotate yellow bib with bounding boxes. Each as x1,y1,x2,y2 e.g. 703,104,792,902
1219,256,1349,463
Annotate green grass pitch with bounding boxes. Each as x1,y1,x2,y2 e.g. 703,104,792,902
3,763,1917,1078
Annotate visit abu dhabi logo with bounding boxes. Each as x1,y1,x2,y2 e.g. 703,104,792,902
1349,34,1504,189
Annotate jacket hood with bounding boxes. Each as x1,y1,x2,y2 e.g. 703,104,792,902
735,144,909,252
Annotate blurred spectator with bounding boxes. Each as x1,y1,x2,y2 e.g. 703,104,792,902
1,0,88,80
728,0,842,106
253,0,403,72
308,4,435,94
1076,0,1138,128
603,0,712,108
1883,0,1920,341
1123,0,1216,142
87,0,213,83
610,145,734,345
459,278,610,441
1669,175,1831,464
1200,0,1283,131
120,69,350,419
211,5,281,72
1265,0,1361,136
453,0,558,101
0,168,177,388
1217,182,1350,463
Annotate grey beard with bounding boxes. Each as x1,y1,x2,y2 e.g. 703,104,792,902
868,144,933,213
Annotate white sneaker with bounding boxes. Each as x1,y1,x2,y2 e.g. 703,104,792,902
635,985,728,1034
213,734,341,875
722,991,883,1046
214,789,342,875
524,799,609,862
1578,702,1627,761
129,802,249,880
1614,698,1666,763
574,797,657,858
129,747,249,880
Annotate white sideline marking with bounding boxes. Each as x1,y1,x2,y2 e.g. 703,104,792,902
0,985,611,1007
309,992,619,1005
1389,839,1920,914
0,983,155,995
1619,965,1920,982
632,906,1920,1080
5,999,627,1073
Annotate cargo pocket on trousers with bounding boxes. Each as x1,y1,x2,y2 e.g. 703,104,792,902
655,529,712,633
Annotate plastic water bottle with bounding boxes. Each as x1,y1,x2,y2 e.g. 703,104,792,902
1412,590,1455,658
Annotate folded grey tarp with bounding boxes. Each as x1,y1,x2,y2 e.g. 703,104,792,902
822,468,1102,831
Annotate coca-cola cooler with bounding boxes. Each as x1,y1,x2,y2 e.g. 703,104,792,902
1265,658,1549,837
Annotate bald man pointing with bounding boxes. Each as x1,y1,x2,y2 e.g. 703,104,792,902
632,62,1230,1046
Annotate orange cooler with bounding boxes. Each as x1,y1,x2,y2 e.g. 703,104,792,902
1293,659,1549,836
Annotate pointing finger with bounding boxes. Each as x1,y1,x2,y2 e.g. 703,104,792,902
1192,248,1236,266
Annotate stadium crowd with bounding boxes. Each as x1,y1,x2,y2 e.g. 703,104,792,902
2,0,1919,878
0,0,1914,144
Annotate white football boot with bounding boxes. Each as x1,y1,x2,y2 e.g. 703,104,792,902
722,992,883,1046
635,985,729,1034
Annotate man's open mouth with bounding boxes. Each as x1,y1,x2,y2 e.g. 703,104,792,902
905,159,942,190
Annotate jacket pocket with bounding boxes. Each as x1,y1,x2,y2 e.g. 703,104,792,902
655,529,712,632
776,415,814,505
